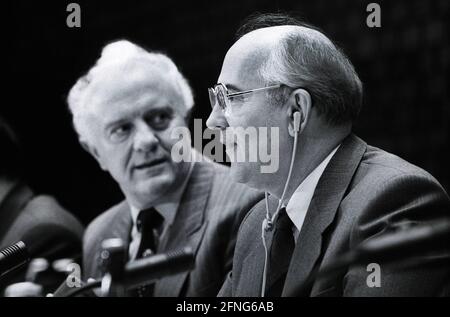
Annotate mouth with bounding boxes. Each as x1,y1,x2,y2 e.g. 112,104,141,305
219,131,237,148
230,142,237,150
134,157,167,170
224,143,238,162
219,131,227,146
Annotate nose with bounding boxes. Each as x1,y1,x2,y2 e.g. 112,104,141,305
133,121,159,153
206,105,229,131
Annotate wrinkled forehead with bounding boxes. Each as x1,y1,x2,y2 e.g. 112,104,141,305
83,62,183,117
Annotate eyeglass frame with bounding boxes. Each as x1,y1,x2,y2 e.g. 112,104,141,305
208,83,283,111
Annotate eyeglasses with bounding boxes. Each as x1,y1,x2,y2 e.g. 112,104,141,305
208,83,281,111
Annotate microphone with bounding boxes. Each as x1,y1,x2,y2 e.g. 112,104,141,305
125,246,195,290
54,246,195,297
0,241,30,278
0,224,73,280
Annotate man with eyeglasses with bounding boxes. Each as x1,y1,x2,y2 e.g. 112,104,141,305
207,13,450,296
67,40,263,296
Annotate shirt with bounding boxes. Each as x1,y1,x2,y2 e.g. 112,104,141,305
285,145,340,242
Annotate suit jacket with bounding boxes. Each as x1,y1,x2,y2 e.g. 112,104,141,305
83,159,263,297
219,134,450,297
0,182,84,292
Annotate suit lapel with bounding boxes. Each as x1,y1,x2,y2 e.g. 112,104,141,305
282,134,367,296
239,232,273,296
154,161,213,296
234,196,278,296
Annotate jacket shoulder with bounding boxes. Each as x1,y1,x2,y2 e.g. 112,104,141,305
344,144,450,243
358,145,443,183
4,195,85,261
84,201,128,247
348,144,448,199
14,194,84,240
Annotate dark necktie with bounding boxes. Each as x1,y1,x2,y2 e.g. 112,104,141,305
134,207,163,297
266,208,295,297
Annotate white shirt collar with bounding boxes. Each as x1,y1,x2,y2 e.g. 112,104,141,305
285,145,340,241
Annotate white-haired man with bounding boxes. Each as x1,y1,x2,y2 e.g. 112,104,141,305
207,13,450,296
68,40,262,296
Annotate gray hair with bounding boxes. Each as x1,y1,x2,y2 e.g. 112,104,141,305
238,13,362,125
67,40,194,141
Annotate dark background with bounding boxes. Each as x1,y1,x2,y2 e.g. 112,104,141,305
3,0,449,225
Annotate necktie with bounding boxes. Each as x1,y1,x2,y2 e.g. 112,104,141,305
134,207,163,297
266,208,295,297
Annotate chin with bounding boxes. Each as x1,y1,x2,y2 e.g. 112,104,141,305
136,173,176,201
229,162,262,189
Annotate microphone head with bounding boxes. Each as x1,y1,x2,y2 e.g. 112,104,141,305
0,241,30,278
125,247,195,290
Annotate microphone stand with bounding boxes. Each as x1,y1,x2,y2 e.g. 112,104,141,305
99,238,127,297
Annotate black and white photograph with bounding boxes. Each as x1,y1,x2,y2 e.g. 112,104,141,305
1,0,449,304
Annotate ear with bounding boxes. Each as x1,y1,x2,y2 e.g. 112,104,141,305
287,88,312,137
80,139,108,171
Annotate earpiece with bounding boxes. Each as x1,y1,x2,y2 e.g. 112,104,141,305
293,111,301,133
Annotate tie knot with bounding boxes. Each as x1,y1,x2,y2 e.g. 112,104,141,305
136,207,163,233
276,208,293,231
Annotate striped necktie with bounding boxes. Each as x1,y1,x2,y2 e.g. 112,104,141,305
133,207,163,297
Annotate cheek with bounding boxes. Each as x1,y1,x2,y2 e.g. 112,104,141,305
100,143,132,175
224,109,253,128
157,117,189,152
227,100,275,128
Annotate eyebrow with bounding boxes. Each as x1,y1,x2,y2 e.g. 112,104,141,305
104,106,174,130
105,118,130,131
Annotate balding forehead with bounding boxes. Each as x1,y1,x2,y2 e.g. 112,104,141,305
223,33,273,83
237,25,332,49
221,27,293,84
240,25,292,45
221,25,334,83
